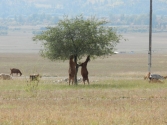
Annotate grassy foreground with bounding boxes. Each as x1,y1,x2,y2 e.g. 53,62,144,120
0,79,167,125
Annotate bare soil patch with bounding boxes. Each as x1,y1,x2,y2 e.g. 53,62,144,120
0,53,167,82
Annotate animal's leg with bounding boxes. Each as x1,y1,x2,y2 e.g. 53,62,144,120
82,78,85,85
149,78,152,83
69,78,71,85
72,78,74,85
87,78,90,84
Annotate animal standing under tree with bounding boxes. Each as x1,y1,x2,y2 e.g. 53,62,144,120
68,55,76,85
33,15,121,85
79,55,90,85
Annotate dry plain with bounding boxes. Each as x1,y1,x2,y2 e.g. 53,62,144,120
0,31,167,124
0,53,167,125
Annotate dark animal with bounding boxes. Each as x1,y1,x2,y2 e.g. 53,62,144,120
30,74,41,82
149,72,164,83
10,68,22,76
68,55,76,85
79,55,90,85
150,74,164,79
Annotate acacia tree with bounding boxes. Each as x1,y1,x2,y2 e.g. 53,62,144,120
33,15,122,84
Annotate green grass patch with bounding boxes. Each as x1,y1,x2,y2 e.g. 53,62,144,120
0,105,17,109
30,79,167,91
1,79,167,125
1,79,167,91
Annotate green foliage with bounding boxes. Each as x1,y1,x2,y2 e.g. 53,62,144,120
33,15,121,61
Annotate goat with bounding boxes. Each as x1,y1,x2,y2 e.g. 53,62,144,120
68,55,76,85
148,72,164,83
144,72,150,80
29,74,41,82
10,68,22,76
0,73,12,80
163,76,167,79
79,55,90,85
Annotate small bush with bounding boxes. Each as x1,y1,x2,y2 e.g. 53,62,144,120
25,81,39,97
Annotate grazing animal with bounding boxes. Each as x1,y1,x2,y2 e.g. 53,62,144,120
68,55,76,85
10,68,22,76
30,74,41,82
149,72,164,83
0,73,12,80
144,72,150,80
79,55,90,85
163,76,167,79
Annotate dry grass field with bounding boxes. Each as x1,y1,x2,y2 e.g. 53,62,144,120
0,31,167,124
0,53,167,79
1,80,167,125
0,53,167,125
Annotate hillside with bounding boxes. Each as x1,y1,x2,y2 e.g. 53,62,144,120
0,0,167,18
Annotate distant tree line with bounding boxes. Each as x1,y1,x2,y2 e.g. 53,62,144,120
109,14,157,26
0,26,8,35
0,26,8,30
0,14,59,26
1,13,166,26
0,13,167,33
109,14,167,33
14,13,59,25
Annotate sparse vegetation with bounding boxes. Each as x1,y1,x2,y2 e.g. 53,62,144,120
0,79,167,125
25,81,39,97
0,0,167,123
0,53,167,124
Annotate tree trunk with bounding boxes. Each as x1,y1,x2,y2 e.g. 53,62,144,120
75,65,79,85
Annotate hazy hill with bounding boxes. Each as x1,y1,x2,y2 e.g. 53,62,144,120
0,0,167,18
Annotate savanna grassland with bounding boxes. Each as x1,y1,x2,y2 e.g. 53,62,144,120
1,53,167,125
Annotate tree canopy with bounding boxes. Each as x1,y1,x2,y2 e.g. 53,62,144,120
33,15,122,61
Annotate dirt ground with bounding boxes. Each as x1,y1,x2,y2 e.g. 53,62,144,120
0,31,167,53
0,53,167,83
0,31,167,82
